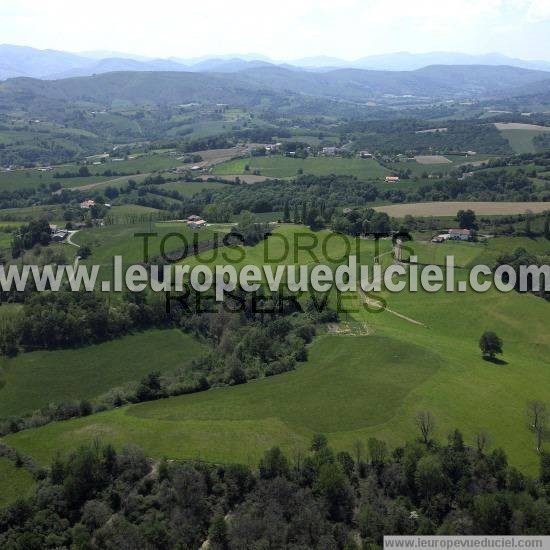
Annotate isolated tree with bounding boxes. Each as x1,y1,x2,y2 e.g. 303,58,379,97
479,331,503,360
79,245,92,259
416,411,435,446
527,401,548,453
544,214,550,240
456,209,477,230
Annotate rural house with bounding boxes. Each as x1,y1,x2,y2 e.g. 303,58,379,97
80,199,96,209
385,176,400,183
448,228,472,241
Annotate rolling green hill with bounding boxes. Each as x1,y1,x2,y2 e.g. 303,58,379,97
2,231,549,475
0,330,207,419
213,156,390,179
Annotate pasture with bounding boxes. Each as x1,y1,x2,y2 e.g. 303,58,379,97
374,201,550,217
0,204,67,222
158,181,232,197
2,230,549,475
388,154,495,178
1,335,442,465
495,123,550,154
0,458,35,508
0,152,186,192
0,330,207,419
414,155,452,164
212,156,391,179
72,221,217,283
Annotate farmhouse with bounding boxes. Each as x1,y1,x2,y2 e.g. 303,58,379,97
80,199,96,209
186,214,207,229
187,216,207,229
265,143,282,153
322,147,340,156
51,230,69,242
359,150,373,158
385,176,400,183
448,228,472,241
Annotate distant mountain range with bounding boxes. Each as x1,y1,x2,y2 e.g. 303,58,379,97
2,65,550,112
2,44,550,80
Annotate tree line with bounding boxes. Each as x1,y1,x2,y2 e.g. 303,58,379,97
2,422,550,548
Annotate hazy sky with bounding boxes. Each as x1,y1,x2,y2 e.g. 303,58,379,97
1,0,550,61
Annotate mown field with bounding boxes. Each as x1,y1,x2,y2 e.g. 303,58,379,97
374,201,550,217
495,124,550,154
2,230,549,475
0,329,207,419
158,181,232,197
0,204,68,223
0,458,35,508
73,220,218,283
387,154,495,177
212,156,390,179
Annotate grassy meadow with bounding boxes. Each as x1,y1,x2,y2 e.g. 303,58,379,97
0,329,207,419
72,221,218,283
497,128,550,154
387,154,495,177
374,202,550,217
212,156,390,179
158,181,232,197
2,229,549,476
0,152,186,192
0,458,35,508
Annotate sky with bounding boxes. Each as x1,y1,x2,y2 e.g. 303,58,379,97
1,0,550,61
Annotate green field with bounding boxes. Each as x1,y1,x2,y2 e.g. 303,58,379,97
2,232,549,476
158,181,232,197
213,156,390,179
499,129,550,154
0,458,35,508
73,221,217,283
0,153,185,192
0,204,67,222
0,229,14,251
388,154,495,177
0,329,207,419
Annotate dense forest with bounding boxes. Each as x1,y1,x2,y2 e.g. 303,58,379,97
2,428,550,549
